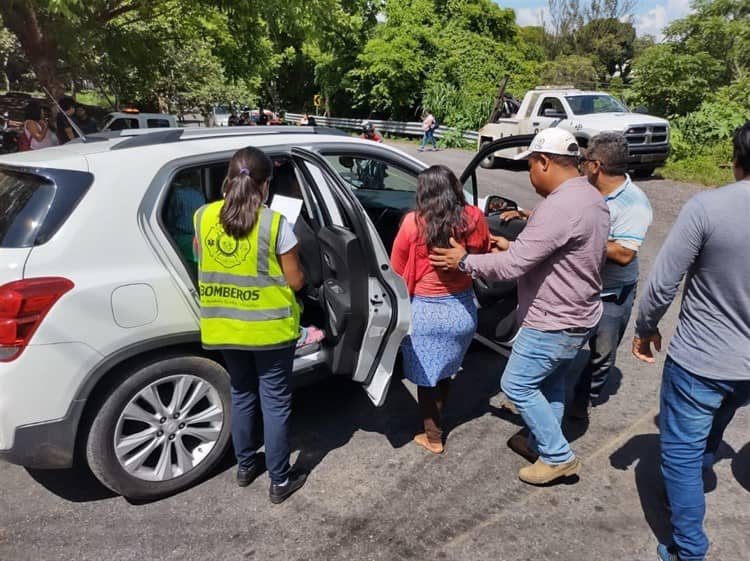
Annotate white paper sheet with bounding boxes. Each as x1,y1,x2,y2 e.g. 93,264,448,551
270,195,303,224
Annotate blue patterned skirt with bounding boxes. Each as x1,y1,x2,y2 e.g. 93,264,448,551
402,289,478,387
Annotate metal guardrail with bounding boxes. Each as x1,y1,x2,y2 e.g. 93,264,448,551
286,113,478,143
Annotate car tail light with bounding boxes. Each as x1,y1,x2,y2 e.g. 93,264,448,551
0,277,74,362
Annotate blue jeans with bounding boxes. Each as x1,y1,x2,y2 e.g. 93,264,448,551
222,346,295,485
501,327,592,464
419,128,436,150
574,285,636,401
660,356,750,560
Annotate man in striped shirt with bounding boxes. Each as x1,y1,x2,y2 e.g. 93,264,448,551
570,132,653,420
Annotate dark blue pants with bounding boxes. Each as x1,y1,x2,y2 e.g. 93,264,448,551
575,285,636,401
222,347,294,485
660,356,750,560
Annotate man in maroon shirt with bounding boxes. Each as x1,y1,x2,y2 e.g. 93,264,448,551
430,128,609,485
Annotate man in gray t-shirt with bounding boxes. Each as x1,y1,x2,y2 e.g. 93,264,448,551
633,122,750,561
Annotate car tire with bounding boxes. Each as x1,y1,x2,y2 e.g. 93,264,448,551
86,355,232,500
479,141,497,169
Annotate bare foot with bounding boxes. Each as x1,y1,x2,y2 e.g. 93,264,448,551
414,433,444,454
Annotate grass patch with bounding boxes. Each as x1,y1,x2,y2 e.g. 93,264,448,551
658,142,734,187
659,158,734,187
75,90,113,109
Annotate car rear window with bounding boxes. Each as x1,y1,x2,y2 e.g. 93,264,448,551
0,168,92,247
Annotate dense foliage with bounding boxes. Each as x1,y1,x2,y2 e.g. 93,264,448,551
630,0,750,185
1,0,748,185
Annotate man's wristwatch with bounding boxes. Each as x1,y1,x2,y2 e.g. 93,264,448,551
458,253,469,273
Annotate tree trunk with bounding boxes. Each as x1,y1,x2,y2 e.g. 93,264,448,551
0,1,66,99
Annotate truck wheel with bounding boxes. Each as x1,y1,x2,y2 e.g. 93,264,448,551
479,141,497,169
86,356,232,500
632,167,655,178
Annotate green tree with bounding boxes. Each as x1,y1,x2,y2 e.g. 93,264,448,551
539,54,599,89
630,45,724,116
349,0,537,124
664,0,749,87
0,20,18,91
573,18,636,81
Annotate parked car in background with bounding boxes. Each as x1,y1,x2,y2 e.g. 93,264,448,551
208,104,233,127
102,110,178,131
0,126,527,500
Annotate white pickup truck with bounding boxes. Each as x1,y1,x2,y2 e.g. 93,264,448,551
478,87,670,176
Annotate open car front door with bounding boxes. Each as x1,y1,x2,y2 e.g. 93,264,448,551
457,135,536,355
459,134,535,208
291,148,410,407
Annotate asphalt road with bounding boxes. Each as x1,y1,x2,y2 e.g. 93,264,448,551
1,144,748,561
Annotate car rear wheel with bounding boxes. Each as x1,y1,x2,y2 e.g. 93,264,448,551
86,356,231,500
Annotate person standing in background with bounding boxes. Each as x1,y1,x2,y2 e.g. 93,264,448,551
74,105,99,135
632,122,750,561
418,110,437,152
22,102,56,150
56,97,77,144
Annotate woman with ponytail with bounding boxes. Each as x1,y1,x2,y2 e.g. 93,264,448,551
194,146,307,503
390,165,492,454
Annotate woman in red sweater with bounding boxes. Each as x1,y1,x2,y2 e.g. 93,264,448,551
391,165,491,453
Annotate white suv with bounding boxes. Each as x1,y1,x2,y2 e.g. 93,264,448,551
0,128,529,499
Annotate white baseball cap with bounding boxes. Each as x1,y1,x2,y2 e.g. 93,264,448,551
514,128,581,160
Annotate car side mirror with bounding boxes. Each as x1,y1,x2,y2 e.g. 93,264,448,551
632,105,649,114
543,108,567,119
486,195,518,216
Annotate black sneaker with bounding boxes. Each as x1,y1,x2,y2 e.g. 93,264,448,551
236,459,264,488
269,470,307,504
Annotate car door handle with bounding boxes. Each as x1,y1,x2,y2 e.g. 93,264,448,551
532,122,540,126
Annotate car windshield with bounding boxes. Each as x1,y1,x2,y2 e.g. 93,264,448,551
214,105,231,115
565,95,628,115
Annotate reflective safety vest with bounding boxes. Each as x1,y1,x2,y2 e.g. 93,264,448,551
194,201,299,350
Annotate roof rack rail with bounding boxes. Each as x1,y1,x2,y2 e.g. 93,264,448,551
110,128,184,150
105,125,348,151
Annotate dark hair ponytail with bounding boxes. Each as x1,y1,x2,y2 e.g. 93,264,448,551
415,165,468,250
220,146,273,239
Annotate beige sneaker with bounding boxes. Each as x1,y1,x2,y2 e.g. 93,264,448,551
518,457,581,485
501,399,519,415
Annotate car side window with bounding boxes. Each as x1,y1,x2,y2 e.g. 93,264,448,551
161,167,206,277
324,155,417,193
538,97,566,117
147,118,171,128
108,118,139,130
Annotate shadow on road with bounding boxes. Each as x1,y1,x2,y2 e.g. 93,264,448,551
732,442,750,492
609,431,672,546
609,417,745,547
289,376,417,474
291,344,512,472
26,465,117,502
